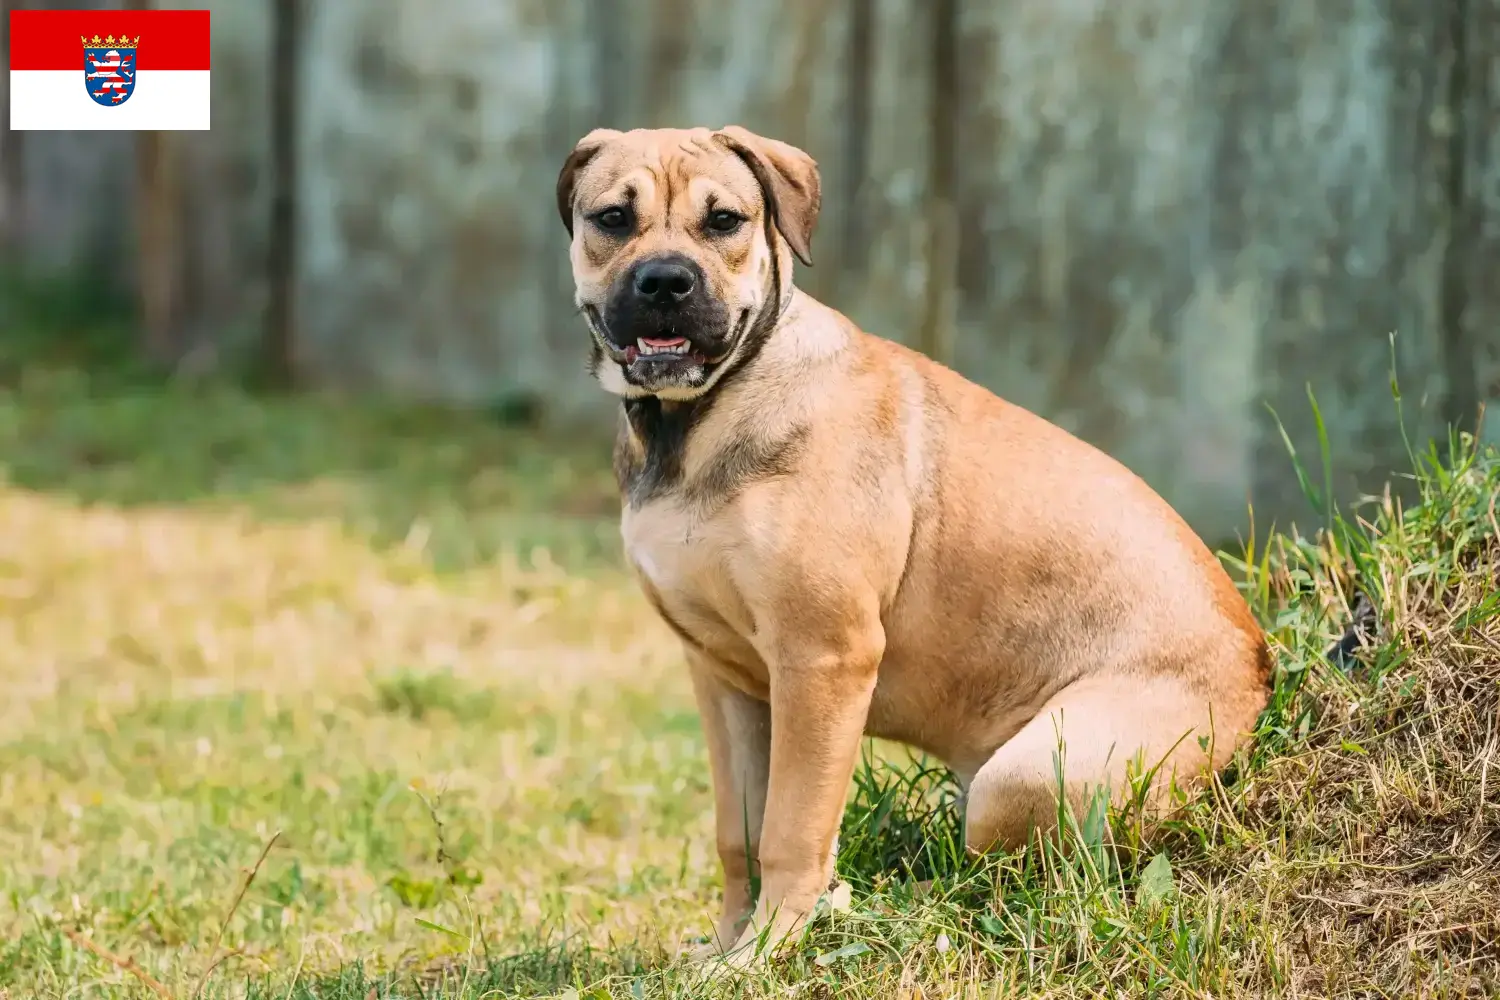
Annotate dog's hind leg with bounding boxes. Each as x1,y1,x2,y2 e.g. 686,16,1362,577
962,671,1253,854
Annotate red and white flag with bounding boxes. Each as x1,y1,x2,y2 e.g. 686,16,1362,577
9,8,210,130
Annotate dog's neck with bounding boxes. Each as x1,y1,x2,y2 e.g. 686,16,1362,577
613,287,836,509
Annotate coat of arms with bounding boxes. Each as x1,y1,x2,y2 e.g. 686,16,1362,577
82,34,139,107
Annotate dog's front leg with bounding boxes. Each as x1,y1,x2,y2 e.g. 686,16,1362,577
685,650,770,957
726,614,883,964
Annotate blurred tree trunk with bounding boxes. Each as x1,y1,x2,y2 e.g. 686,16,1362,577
841,0,875,277
591,0,625,125
0,0,22,259
262,0,301,388
918,0,958,367
1441,0,1480,437
129,0,184,364
135,132,182,362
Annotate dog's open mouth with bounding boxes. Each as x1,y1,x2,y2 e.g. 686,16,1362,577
587,307,751,373
625,336,708,365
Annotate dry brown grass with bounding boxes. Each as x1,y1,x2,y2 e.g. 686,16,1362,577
1216,483,1500,995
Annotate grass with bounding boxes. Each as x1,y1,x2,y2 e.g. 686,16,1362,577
0,333,1497,997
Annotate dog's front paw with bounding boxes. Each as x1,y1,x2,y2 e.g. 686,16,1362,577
721,903,810,968
679,904,753,965
681,927,771,974
679,936,726,964
677,934,764,990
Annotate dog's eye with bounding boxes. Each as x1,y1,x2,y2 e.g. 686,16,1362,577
593,207,630,232
705,210,745,234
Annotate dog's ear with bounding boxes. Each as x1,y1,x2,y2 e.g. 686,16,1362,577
556,129,622,237
714,126,821,267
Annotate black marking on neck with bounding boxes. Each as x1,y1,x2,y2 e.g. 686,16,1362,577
614,395,707,507
614,392,809,513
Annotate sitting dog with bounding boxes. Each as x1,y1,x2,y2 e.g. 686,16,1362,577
555,125,1270,963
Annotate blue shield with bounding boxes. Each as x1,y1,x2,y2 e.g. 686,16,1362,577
84,45,137,107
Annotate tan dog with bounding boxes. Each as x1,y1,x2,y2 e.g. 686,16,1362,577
556,126,1270,963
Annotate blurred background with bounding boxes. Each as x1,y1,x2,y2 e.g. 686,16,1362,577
2,0,1497,545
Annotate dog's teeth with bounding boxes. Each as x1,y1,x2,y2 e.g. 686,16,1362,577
635,338,693,356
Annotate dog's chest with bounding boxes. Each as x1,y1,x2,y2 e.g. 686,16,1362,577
621,499,767,687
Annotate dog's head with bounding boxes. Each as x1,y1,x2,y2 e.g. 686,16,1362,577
557,126,821,400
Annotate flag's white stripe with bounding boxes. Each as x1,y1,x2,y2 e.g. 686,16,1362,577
10,70,209,130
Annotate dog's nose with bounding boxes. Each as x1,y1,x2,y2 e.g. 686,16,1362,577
633,260,696,305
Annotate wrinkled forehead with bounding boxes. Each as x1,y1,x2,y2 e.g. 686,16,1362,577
576,130,763,214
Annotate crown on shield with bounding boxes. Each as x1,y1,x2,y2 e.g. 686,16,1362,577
80,34,141,49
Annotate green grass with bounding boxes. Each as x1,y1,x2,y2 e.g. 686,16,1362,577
0,342,1497,998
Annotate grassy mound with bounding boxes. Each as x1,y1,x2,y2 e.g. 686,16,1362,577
0,358,1494,999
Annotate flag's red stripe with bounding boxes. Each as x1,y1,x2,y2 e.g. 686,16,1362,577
8,9,210,71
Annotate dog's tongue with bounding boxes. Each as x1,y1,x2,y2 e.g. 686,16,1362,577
642,336,687,349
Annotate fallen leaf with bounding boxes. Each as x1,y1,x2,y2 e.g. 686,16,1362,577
828,880,853,913
814,941,871,966
1138,851,1176,909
